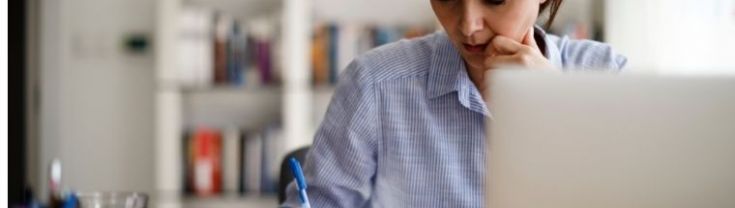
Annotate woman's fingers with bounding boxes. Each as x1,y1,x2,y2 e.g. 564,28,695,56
491,36,525,55
485,27,554,70
491,27,540,56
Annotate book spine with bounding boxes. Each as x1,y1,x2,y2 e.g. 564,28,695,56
222,126,240,193
238,131,246,194
228,22,244,86
192,127,222,196
213,14,230,84
256,40,272,85
260,123,284,194
312,26,329,85
244,132,262,194
260,126,275,194
244,36,261,88
328,24,339,85
177,7,213,88
199,11,214,88
182,130,192,195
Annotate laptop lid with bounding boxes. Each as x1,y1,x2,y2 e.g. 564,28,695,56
485,70,735,208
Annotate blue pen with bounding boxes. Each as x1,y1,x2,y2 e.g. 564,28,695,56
289,157,312,208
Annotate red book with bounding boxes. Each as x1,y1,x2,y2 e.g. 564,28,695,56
192,127,222,196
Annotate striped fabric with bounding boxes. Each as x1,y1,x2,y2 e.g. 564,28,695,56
282,26,626,208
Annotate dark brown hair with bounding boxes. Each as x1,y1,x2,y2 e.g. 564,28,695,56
539,0,564,29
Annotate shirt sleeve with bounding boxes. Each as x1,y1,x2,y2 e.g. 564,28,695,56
555,36,628,71
281,59,380,208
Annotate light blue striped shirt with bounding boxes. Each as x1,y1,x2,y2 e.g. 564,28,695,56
282,27,626,208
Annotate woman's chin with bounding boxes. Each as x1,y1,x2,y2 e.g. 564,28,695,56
461,55,487,71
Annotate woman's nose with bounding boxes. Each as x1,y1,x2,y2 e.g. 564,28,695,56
460,1,485,36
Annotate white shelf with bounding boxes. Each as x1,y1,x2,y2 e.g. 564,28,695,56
312,0,435,25
179,85,283,93
155,194,278,208
182,86,283,129
180,195,278,208
185,0,282,19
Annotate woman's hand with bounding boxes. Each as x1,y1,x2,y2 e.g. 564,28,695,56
484,27,554,70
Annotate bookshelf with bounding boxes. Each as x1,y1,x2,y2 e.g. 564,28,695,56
155,0,437,207
155,0,297,206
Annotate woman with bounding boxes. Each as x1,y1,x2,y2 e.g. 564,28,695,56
283,0,626,207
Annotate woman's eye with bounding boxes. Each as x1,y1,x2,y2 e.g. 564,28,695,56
483,0,505,5
433,0,504,6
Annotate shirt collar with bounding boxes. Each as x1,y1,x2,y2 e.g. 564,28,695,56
427,25,562,115
427,32,489,115
427,32,468,99
537,26,563,69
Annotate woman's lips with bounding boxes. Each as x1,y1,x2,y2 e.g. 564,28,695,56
463,43,488,54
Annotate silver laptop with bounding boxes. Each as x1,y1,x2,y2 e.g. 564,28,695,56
485,70,735,208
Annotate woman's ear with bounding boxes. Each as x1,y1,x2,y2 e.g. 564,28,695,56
539,0,547,4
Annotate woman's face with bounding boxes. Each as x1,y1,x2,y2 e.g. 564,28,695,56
431,0,545,70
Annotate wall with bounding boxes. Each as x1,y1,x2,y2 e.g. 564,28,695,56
606,0,735,73
312,0,435,25
38,0,156,197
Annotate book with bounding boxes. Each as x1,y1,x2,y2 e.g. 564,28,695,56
248,19,277,86
244,36,261,88
238,129,246,194
259,123,283,194
213,13,231,85
312,25,330,86
255,40,273,85
177,7,213,88
242,131,262,194
222,126,241,194
372,26,401,47
191,127,222,196
327,24,339,84
227,22,245,86
182,130,192,195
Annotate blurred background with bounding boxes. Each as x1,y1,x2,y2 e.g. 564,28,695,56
9,0,735,207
